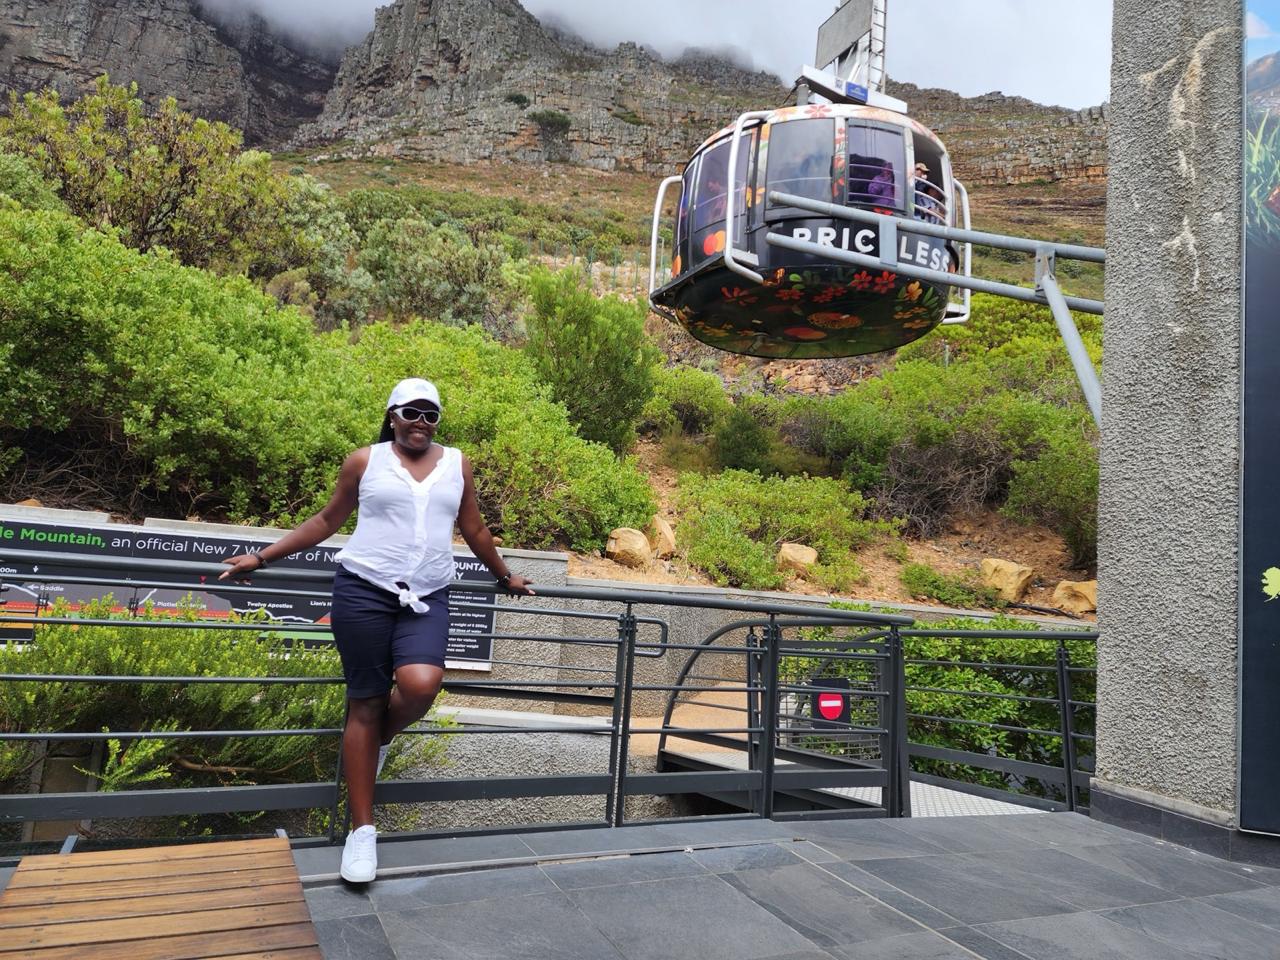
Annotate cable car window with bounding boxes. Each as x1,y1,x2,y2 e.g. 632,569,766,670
910,133,948,225
673,160,695,277
690,131,755,264
847,123,905,211
766,118,835,214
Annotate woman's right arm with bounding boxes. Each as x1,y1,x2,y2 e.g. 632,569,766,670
219,448,369,580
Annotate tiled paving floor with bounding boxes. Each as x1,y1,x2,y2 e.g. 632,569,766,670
301,813,1280,959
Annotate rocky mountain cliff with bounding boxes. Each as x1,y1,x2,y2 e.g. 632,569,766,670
0,0,334,144
890,81,1108,187
299,0,1106,184
295,0,786,173
0,0,1107,185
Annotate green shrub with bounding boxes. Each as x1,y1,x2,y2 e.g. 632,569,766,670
504,92,531,109
0,597,452,824
641,366,731,436
329,321,656,550
713,401,777,474
529,110,572,134
1004,427,1099,567
0,206,653,548
1,79,287,270
359,218,517,337
0,150,64,211
899,563,1004,609
677,470,893,590
523,267,660,453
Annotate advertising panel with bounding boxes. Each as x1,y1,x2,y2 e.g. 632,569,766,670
0,518,497,671
1242,2,1280,833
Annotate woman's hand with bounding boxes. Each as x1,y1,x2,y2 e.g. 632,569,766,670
219,554,263,581
503,574,536,596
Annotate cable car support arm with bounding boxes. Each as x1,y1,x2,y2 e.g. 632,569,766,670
764,190,1105,427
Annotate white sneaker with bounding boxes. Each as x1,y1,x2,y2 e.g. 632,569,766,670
340,825,378,883
376,744,389,779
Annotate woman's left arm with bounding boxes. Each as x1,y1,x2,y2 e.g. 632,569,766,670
455,454,535,596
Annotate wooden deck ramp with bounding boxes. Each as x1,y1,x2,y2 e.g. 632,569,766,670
0,837,320,959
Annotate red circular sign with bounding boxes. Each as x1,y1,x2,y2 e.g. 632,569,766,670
817,692,844,721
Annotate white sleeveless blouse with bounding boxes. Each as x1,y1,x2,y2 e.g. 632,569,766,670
336,442,464,611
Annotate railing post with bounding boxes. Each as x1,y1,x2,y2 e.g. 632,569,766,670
745,627,762,813
758,615,782,819
329,701,348,843
605,605,637,827
1055,640,1079,812
884,627,911,818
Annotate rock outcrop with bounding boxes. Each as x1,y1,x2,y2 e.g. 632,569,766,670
0,0,335,144
888,81,1108,187
296,0,786,173
979,558,1035,603
0,0,1109,184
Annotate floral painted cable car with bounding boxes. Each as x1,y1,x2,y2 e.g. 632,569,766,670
648,2,972,360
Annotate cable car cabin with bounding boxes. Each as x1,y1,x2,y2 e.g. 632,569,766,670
649,105,967,359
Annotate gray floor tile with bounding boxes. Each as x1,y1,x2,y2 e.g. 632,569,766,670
369,864,557,911
722,862,926,948
542,850,707,890
656,818,798,846
936,925,1040,960
315,913,396,960
1199,886,1280,930
690,842,810,873
818,861,962,929
881,818,1049,855
979,912,1206,960
790,840,843,864
374,832,537,869
856,854,1080,925
1100,898,1280,960
828,931,980,959
1054,841,1264,898
379,890,626,960
797,821,954,861
520,824,673,857
756,953,837,960
305,883,375,921
964,813,1147,849
966,847,1179,910
294,831,533,878
567,874,819,960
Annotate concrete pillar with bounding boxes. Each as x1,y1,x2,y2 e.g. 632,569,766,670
1094,0,1280,863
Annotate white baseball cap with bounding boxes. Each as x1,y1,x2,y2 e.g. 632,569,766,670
386,378,442,411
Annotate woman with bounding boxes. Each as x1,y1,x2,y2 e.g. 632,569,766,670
220,377,534,883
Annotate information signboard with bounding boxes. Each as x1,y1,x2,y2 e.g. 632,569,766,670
0,518,497,671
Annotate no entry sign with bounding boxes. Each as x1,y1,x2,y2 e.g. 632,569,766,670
809,677,851,728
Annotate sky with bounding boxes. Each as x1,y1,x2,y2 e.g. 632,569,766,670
1248,3,1280,62
202,0,1114,109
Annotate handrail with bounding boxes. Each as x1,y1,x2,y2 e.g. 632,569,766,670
0,548,912,624
648,174,683,295
724,111,772,283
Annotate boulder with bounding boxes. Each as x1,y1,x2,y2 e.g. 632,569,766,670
606,528,651,568
979,558,1035,603
1053,580,1098,615
647,515,676,559
777,543,819,576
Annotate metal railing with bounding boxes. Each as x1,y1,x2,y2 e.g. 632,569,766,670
0,549,921,854
0,549,1097,854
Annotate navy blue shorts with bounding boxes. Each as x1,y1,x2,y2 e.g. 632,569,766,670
329,567,451,699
